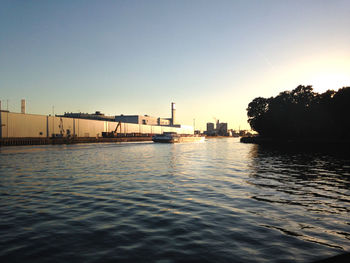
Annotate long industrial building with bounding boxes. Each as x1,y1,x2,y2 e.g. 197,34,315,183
0,102,193,139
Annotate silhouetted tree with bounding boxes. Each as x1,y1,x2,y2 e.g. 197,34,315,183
247,97,271,136
246,86,350,139
332,87,350,139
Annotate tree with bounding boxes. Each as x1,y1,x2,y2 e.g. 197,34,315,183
332,87,350,138
246,85,350,139
247,97,270,135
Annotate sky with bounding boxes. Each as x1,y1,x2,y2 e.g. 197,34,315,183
1,0,350,130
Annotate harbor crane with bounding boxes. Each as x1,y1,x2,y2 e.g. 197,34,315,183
102,121,121,138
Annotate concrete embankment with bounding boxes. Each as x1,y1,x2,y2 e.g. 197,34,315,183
0,136,152,146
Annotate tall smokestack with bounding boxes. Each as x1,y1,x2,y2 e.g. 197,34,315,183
171,102,176,126
21,99,26,114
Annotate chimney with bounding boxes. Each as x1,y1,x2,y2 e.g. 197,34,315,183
171,102,176,126
21,99,26,114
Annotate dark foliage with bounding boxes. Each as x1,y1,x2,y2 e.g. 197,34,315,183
247,85,350,139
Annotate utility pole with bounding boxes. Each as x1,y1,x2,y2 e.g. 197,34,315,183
52,106,55,137
7,100,9,137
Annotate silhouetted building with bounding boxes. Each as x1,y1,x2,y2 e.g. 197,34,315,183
217,122,228,136
205,120,228,136
206,122,215,135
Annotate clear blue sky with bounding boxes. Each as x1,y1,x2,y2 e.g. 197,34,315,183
1,0,350,130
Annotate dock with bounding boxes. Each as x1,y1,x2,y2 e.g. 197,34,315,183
0,135,153,146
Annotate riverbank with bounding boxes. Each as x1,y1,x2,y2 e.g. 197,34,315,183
312,252,350,263
241,136,350,145
0,136,152,146
0,135,237,146
240,136,350,153
205,136,239,139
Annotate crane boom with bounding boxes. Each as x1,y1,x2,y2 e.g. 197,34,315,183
102,121,121,138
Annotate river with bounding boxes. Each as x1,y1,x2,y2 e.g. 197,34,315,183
0,138,349,262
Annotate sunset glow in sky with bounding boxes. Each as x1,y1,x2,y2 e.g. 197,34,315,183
1,0,350,130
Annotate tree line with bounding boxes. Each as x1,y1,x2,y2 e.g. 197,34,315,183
247,85,350,139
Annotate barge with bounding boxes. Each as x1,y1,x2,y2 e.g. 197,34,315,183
152,132,205,143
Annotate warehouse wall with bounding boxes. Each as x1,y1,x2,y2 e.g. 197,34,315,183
47,116,74,137
0,112,194,138
75,118,105,138
0,112,47,138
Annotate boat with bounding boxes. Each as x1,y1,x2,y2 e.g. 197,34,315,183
152,132,205,143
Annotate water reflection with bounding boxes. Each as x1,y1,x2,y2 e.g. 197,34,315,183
1,140,349,262
247,144,350,250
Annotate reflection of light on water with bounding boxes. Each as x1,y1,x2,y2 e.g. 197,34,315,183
262,224,344,250
0,145,52,154
247,145,350,251
1,138,349,262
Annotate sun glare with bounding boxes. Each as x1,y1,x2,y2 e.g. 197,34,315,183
308,72,350,93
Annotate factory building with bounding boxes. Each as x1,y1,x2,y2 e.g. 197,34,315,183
114,102,178,127
60,111,115,121
114,115,171,126
62,102,177,127
0,101,193,139
0,111,193,139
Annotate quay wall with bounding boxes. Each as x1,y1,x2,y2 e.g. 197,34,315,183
0,111,193,139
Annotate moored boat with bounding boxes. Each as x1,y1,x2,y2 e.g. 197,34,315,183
152,132,205,143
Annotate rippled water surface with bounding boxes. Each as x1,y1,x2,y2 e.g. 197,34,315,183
1,138,349,262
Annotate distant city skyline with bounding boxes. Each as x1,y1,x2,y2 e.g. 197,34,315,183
1,0,350,130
